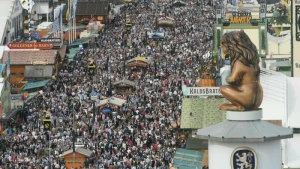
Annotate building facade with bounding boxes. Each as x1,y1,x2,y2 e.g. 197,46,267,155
76,0,110,23
10,0,23,41
0,0,23,45
31,0,54,24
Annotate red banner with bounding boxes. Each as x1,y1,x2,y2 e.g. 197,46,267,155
7,42,53,50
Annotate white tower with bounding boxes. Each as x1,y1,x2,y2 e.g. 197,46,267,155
197,109,293,169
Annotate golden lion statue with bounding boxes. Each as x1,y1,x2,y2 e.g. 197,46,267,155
219,30,263,111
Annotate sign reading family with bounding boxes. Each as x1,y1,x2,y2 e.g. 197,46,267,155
7,42,53,50
183,87,222,96
229,11,252,24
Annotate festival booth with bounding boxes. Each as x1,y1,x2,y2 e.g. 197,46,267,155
126,57,149,71
96,97,126,116
1,46,57,94
158,17,175,27
112,79,136,95
61,147,93,169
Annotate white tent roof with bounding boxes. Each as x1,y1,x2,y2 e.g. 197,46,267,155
0,0,14,44
260,68,287,103
96,97,126,107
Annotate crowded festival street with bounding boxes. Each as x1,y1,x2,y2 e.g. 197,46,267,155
0,0,218,168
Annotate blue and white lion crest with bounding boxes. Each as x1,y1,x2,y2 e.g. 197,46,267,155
231,147,257,169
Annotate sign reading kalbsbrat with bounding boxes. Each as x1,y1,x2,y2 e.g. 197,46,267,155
7,42,53,50
183,87,222,96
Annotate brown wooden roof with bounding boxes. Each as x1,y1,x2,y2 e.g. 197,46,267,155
2,50,57,65
76,1,109,16
113,79,136,87
127,61,148,67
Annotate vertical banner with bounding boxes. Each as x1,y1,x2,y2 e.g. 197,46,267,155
72,0,78,41
66,0,73,43
66,0,73,21
72,0,78,19
60,4,66,39
53,6,61,37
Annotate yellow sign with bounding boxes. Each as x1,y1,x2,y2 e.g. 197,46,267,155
229,11,252,24
32,61,48,65
135,57,146,61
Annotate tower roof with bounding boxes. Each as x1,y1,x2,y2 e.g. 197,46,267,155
196,110,293,142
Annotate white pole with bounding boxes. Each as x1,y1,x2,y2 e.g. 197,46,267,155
49,131,51,162
74,16,76,41
28,0,31,40
60,5,63,46
71,4,74,44
72,17,74,42
68,1,71,44
70,18,73,43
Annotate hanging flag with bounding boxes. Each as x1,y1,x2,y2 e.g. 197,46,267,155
66,0,73,21
52,6,61,33
72,0,78,19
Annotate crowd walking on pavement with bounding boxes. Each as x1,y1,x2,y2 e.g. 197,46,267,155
0,0,219,168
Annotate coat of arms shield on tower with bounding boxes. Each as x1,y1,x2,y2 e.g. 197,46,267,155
231,147,257,169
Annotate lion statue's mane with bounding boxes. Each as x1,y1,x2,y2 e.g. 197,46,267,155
220,30,260,79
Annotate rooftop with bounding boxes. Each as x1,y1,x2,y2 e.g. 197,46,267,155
180,98,227,129
61,147,93,157
2,50,57,65
96,97,127,107
22,79,51,91
76,1,109,16
173,148,204,169
196,110,293,142
112,79,136,87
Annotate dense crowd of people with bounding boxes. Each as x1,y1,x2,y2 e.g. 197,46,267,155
0,0,218,168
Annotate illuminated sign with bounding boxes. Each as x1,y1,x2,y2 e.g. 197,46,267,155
7,42,53,50
41,38,61,43
229,11,252,24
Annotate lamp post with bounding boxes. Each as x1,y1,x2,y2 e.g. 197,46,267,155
72,129,76,162
164,5,167,18
91,91,97,134
215,5,223,24
260,0,266,23
68,99,76,163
